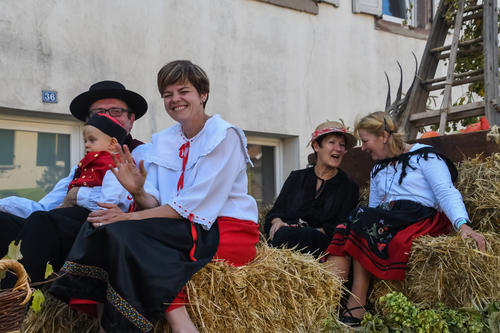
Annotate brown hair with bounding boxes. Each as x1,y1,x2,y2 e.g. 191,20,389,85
354,111,405,157
157,60,210,108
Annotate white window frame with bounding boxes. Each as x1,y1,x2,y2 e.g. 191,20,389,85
381,0,416,25
246,136,284,201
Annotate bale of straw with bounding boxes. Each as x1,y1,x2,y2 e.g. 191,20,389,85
455,152,500,233
22,291,98,333
155,242,343,333
369,232,500,314
23,243,342,333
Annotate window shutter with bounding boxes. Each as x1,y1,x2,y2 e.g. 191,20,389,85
352,0,382,16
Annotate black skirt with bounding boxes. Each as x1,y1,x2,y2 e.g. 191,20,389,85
49,217,219,333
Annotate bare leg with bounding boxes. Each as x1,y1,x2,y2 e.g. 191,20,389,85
325,254,351,280
165,306,199,333
97,303,106,333
344,259,371,320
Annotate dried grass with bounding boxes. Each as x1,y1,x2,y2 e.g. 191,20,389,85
22,243,343,333
455,152,500,233
22,290,98,333
370,232,500,314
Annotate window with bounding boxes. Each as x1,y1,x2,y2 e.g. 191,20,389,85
246,136,284,209
0,129,15,166
0,113,82,201
382,0,412,23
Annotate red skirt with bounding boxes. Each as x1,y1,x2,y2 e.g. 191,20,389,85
327,201,451,280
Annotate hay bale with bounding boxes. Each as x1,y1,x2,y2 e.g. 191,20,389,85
23,243,342,333
171,242,342,333
22,291,98,333
369,232,500,314
258,204,273,241
455,152,500,233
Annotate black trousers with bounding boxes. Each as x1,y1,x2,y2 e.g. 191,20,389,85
1,207,90,289
0,211,25,257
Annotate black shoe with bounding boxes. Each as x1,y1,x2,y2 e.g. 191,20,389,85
340,306,365,327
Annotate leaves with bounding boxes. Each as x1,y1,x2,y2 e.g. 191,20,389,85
30,289,45,313
44,262,53,280
2,240,23,261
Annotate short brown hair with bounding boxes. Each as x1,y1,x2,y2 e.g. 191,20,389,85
157,60,210,108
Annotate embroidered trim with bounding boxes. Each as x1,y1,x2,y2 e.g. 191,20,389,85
168,201,213,230
61,262,153,332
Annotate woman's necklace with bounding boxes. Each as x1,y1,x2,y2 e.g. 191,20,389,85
314,165,335,198
315,177,326,198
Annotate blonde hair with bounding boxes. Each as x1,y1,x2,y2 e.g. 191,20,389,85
354,111,405,157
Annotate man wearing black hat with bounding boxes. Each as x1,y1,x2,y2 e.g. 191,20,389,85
0,81,149,284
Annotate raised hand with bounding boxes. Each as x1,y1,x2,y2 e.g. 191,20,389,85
109,144,148,197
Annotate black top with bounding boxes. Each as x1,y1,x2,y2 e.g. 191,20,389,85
265,167,359,237
124,134,144,152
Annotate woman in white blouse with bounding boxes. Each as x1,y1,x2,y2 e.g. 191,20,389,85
49,60,260,333
325,111,485,327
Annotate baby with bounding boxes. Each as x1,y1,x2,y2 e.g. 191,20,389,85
64,113,134,212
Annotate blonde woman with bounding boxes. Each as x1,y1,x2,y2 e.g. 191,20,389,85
326,111,485,326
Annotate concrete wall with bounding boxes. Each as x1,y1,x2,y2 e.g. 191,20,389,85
0,0,429,174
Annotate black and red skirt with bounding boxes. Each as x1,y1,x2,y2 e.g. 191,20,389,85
327,200,451,280
48,217,220,333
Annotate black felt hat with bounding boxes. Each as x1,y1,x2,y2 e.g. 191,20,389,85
70,81,148,121
86,113,127,145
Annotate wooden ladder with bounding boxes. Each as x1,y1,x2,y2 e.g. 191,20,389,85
400,0,500,139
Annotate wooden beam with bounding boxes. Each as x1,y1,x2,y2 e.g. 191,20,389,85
483,0,500,126
426,74,484,91
422,69,484,85
448,11,483,25
441,3,483,18
409,101,485,127
438,0,466,135
430,35,484,54
436,46,483,60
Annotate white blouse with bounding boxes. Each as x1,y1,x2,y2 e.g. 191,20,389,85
369,143,469,230
143,115,258,230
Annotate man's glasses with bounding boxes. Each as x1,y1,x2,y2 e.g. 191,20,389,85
89,108,128,117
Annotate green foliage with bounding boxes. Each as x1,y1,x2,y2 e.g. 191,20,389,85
44,262,53,279
360,292,498,333
30,289,45,313
2,240,23,261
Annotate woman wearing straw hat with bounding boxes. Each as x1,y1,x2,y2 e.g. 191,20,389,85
49,60,260,333
326,111,486,327
265,121,359,257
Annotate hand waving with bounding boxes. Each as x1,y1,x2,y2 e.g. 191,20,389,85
110,144,148,197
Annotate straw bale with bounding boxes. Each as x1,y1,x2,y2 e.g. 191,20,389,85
455,152,500,233
22,243,342,333
155,242,343,333
21,291,98,333
369,232,500,314
258,204,273,241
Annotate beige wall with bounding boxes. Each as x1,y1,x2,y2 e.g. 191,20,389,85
0,0,430,175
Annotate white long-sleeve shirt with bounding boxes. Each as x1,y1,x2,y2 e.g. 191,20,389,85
143,114,258,230
369,143,469,230
0,143,152,218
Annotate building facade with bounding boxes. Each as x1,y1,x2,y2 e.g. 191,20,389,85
0,0,437,207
